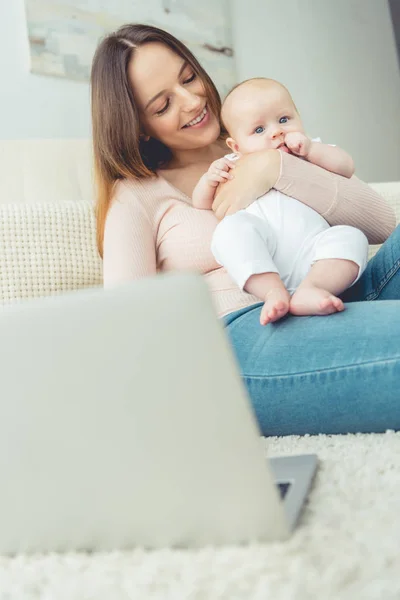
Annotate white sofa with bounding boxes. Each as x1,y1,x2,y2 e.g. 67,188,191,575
0,138,399,305
0,139,101,305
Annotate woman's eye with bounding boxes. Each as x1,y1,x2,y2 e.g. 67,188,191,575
156,99,170,116
279,116,289,124
183,73,196,84
255,126,265,134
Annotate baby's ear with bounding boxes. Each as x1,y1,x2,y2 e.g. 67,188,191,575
226,137,239,153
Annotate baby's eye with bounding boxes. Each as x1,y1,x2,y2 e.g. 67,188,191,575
279,116,289,124
254,126,265,134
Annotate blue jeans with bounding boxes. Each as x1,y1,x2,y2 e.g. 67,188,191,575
223,225,400,436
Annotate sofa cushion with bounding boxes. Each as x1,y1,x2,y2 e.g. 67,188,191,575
0,201,102,305
0,140,93,206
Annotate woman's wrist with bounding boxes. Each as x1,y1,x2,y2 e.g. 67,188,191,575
238,148,281,191
212,149,282,219
260,148,282,190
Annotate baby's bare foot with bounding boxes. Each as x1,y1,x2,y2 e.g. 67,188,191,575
290,286,345,316
260,288,290,326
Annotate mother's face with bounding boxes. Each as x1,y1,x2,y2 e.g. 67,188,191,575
128,42,220,152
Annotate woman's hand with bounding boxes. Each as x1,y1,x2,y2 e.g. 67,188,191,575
212,149,281,220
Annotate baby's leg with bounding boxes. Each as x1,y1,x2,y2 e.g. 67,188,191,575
290,226,369,316
290,259,356,315
211,212,290,325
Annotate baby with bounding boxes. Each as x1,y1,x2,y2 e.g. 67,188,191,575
192,78,368,325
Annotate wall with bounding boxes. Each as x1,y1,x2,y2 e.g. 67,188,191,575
389,0,400,64
0,0,91,139
231,0,400,182
1,0,400,182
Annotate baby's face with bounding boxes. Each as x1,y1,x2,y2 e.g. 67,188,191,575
224,82,304,154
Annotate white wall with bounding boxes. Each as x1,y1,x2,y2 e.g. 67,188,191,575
0,0,91,139
231,0,400,182
1,0,400,182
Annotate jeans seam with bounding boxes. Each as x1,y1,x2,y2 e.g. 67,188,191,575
365,256,400,301
242,356,400,380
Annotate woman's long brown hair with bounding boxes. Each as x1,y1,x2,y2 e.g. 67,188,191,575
91,23,223,257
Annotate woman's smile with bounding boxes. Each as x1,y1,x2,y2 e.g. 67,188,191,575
182,105,210,129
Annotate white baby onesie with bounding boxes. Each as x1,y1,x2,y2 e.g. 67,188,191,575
211,148,369,294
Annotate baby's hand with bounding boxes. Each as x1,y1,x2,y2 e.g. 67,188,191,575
284,132,311,157
206,157,235,188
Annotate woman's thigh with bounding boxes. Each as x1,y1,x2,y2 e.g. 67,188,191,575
341,224,400,301
223,301,400,437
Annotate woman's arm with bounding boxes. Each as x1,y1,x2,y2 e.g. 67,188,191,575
212,149,281,218
103,181,157,287
276,152,395,244
213,150,396,245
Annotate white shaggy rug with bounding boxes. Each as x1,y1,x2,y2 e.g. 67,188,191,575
1,431,399,600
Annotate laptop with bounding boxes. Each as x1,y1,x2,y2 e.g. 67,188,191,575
0,272,317,553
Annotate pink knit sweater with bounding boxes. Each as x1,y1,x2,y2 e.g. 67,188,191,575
103,152,395,318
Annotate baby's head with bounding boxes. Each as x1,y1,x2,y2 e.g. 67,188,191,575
221,78,304,155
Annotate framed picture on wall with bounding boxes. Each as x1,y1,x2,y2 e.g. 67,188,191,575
24,0,236,98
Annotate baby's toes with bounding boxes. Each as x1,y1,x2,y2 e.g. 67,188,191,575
318,296,335,314
260,305,271,326
332,296,345,312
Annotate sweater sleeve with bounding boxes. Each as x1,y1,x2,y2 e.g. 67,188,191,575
275,151,396,244
103,181,157,288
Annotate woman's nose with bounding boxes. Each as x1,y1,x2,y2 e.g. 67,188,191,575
179,87,202,113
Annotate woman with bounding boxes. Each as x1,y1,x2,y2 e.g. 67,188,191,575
91,24,400,437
